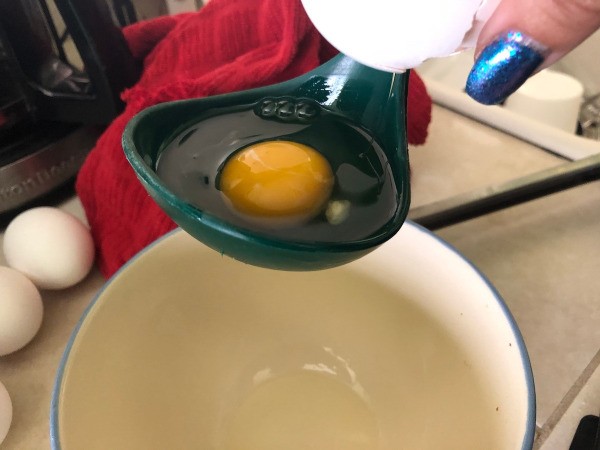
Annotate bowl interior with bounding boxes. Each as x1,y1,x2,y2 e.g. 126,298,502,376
52,222,534,450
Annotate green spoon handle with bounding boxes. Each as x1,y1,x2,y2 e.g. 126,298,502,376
289,54,409,141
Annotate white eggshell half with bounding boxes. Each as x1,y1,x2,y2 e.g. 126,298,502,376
0,266,43,356
3,207,95,290
301,0,500,71
0,380,12,445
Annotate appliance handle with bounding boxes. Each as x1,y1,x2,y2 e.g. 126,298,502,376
408,152,600,230
47,0,141,124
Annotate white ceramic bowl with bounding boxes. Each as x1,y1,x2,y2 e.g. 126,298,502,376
51,222,535,450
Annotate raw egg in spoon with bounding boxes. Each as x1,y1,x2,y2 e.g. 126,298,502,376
124,54,408,270
124,0,502,270
218,140,335,226
153,88,400,247
124,0,503,270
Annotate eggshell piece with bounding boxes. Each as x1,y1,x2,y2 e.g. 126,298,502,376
3,207,95,290
0,380,12,445
301,0,500,71
0,266,43,356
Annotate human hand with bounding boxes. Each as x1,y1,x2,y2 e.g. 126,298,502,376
466,0,600,105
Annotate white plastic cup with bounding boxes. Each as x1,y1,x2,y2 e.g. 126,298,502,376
503,70,584,134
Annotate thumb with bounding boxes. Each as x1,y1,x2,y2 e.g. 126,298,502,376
466,0,600,105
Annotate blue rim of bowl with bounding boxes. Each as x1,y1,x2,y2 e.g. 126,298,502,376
48,227,181,450
49,221,536,450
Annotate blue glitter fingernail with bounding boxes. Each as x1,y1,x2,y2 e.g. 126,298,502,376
466,31,548,105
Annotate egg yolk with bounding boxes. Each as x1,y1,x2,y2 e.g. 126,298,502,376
219,141,334,222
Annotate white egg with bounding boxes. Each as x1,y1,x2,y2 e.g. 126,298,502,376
3,207,95,290
0,266,43,356
301,0,500,71
0,380,12,445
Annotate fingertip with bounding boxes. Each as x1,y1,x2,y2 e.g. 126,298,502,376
466,31,546,105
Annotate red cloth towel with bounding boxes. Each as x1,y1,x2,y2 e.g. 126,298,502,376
75,0,433,278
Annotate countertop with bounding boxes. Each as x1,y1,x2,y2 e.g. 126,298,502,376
0,105,599,449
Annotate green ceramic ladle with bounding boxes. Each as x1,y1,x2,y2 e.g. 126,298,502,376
123,54,410,271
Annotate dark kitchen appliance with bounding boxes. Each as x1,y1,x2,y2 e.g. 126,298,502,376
0,0,139,214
